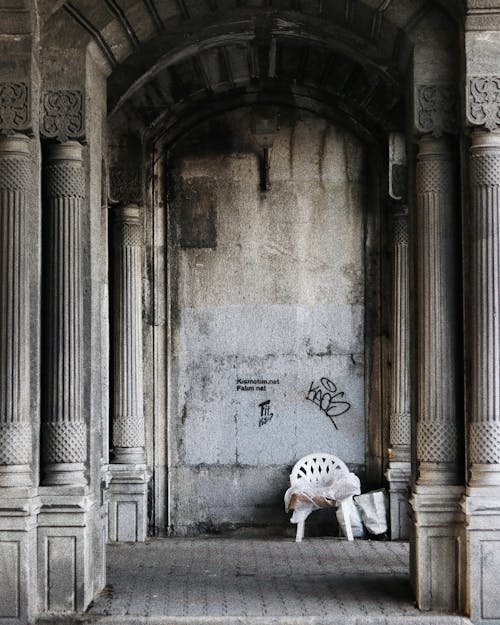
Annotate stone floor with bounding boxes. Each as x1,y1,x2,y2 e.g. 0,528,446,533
39,537,472,624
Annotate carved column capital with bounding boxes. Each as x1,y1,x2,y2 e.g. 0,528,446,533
467,76,500,132
109,164,142,205
415,84,457,138
113,203,143,237
41,90,85,143
0,82,31,135
392,209,409,244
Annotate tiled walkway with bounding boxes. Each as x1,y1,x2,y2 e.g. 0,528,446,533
61,538,471,624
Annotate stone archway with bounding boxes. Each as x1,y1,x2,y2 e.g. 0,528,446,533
6,2,500,624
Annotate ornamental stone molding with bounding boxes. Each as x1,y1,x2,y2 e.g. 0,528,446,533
0,82,30,134
109,163,142,205
467,76,500,131
41,90,85,143
415,84,457,137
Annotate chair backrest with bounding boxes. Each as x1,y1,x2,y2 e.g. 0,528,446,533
289,453,349,487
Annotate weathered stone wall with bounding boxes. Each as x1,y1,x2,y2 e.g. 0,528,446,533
165,110,366,534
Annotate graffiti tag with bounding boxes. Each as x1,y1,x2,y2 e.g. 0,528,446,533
305,377,351,429
258,400,274,427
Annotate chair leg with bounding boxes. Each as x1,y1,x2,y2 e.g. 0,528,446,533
340,499,354,541
296,520,305,543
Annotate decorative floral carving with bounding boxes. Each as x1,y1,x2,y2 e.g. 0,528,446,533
109,164,142,204
0,82,30,133
41,90,85,142
467,76,500,131
416,84,456,137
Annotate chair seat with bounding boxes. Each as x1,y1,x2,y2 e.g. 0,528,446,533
288,492,337,510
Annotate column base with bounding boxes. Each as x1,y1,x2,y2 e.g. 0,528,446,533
0,465,33,488
108,463,151,542
410,484,465,612
112,446,146,464
0,491,40,625
385,461,411,540
37,489,100,614
417,461,461,486
42,462,86,486
462,484,500,625
468,463,500,487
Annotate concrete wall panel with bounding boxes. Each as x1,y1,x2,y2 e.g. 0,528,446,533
166,110,366,533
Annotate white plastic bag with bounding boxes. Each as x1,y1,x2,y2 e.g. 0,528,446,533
284,472,361,525
336,499,364,538
354,488,388,535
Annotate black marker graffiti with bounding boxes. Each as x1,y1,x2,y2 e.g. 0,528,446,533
305,377,351,429
258,400,274,427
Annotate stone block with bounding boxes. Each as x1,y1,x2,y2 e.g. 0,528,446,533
463,488,500,625
0,495,39,625
108,465,150,543
386,462,411,540
37,493,96,614
410,485,465,612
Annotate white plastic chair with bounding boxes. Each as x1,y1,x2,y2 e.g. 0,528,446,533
286,453,356,542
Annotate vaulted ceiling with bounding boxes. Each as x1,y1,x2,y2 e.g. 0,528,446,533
39,0,460,140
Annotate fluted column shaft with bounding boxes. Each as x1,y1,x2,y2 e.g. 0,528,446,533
42,142,86,485
416,136,460,485
0,134,32,487
469,130,500,487
111,205,145,464
390,210,411,462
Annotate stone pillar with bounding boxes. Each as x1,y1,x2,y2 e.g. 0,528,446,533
108,204,150,542
415,136,460,487
41,142,86,486
468,130,500,489
462,129,500,624
37,140,96,614
0,134,32,488
111,207,145,464
410,135,464,611
0,131,40,625
386,208,411,540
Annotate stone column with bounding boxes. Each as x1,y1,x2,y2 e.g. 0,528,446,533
410,135,464,611
462,129,500,624
468,130,500,487
0,134,33,488
415,136,460,486
41,141,86,486
36,88,105,616
111,205,145,464
386,208,411,540
108,204,150,542
0,133,40,625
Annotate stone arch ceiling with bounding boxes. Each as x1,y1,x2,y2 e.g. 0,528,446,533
40,0,460,138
